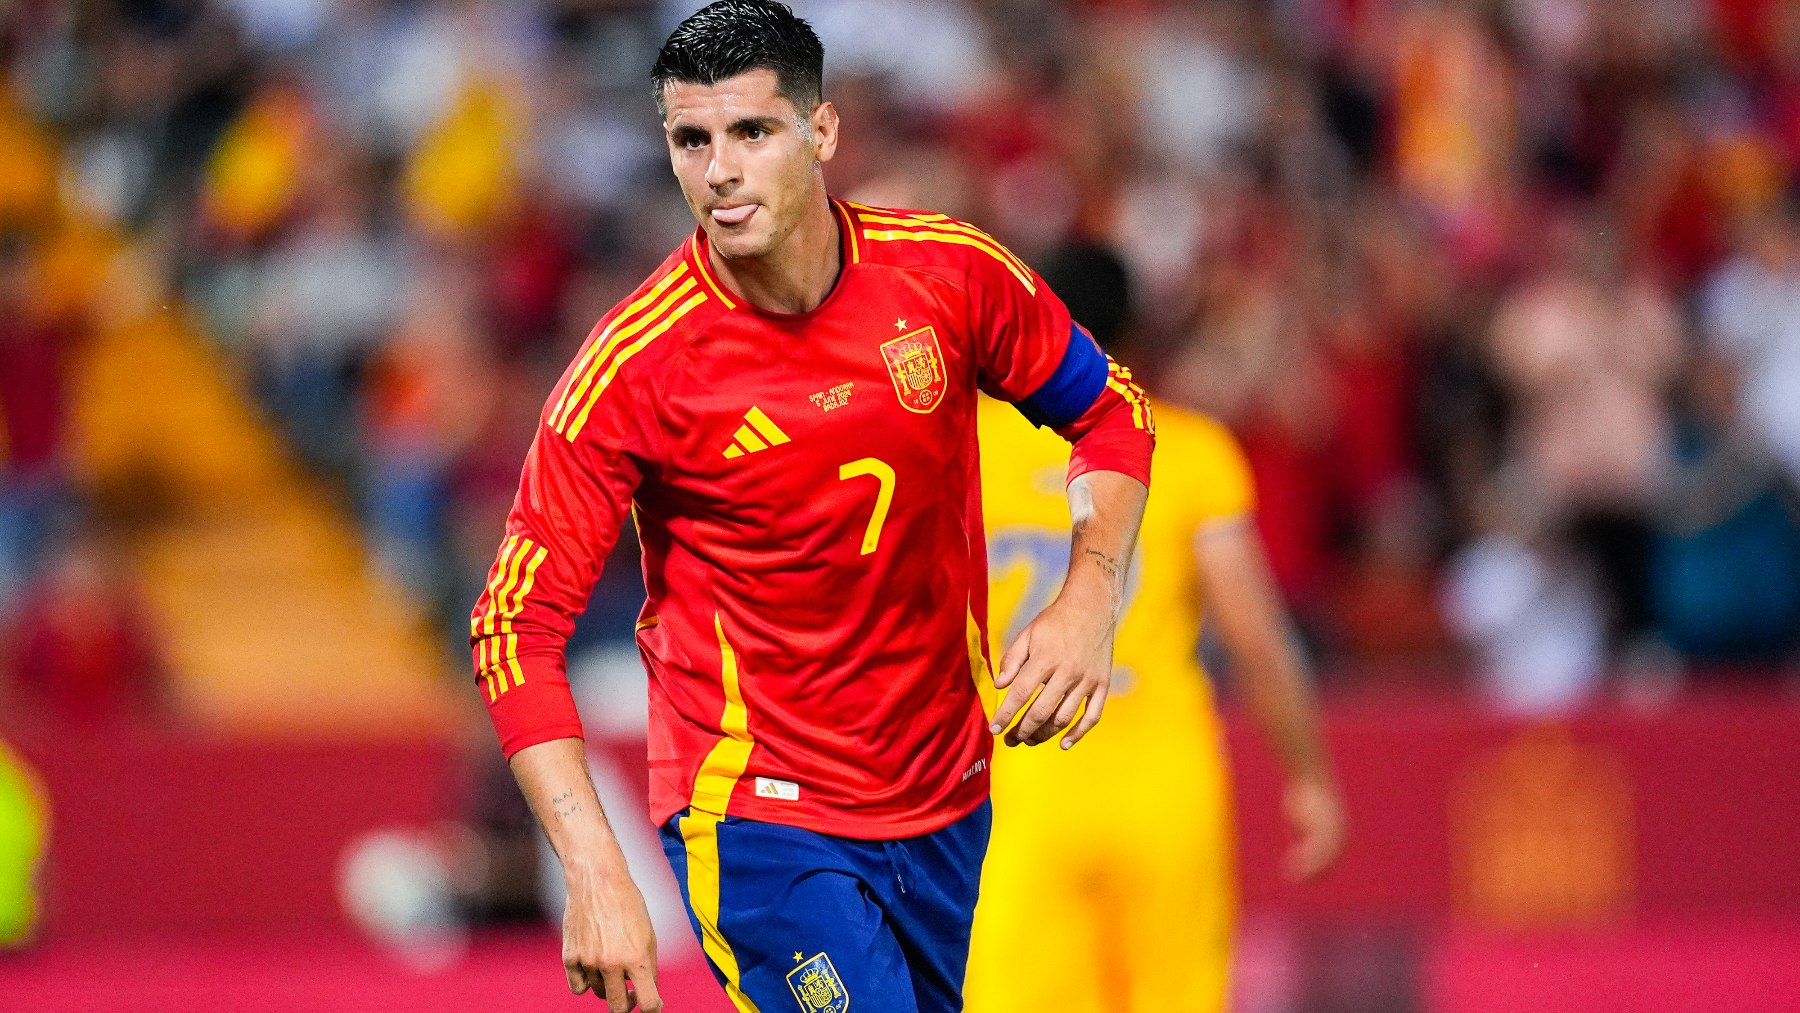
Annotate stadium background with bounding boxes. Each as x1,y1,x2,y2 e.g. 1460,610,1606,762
3,0,1800,1009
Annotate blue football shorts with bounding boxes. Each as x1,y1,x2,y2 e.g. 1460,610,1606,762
658,800,992,1012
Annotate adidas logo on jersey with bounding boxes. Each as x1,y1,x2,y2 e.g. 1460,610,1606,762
722,406,791,459
755,777,800,800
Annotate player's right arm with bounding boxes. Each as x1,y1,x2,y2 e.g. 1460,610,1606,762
470,302,672,1012
510,738,662,1012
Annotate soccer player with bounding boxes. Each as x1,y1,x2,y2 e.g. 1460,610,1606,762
467,4,1154,1011
0,739,46,948
964,246,1346,1013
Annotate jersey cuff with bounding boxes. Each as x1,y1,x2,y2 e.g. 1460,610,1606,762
1066,425,1154,488
483,653,587,759
1017,322,1109,429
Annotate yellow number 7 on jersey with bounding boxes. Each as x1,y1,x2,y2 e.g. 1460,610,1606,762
838,458,895,555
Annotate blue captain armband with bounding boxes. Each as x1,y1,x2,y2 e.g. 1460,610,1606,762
1015,322,1109,429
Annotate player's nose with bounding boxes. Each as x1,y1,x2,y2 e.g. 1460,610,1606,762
705,148,740,190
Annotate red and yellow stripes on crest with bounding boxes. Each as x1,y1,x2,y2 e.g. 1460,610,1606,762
549,262,708,442
847,202,1036,295
1106,357,1155,435
473,534,549,702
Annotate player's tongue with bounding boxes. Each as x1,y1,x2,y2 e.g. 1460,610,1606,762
712,203,756,226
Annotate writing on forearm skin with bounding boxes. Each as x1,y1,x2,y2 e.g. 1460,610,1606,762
1083,547,1121,583
551,787,582,824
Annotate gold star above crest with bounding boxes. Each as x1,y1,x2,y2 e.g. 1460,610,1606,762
894,318,907,331
793,951,804,964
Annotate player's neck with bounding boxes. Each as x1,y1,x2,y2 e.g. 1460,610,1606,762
709,193,841,315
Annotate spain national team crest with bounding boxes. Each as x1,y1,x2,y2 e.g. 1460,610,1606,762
879,325,947,414
786,952,849,1012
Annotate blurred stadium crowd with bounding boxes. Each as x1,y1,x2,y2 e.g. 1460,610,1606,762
5,0,1800,721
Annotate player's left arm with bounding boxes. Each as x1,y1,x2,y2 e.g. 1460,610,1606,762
1196,516,1346,881
965,237,1154,750
992,467,1146,748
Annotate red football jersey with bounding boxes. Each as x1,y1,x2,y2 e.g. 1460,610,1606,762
472,200,1153,839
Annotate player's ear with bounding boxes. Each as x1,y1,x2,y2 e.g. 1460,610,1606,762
811,101,839,164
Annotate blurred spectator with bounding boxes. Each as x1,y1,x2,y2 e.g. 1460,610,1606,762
1487,213,1679,518
1646,356,1800,667
1702,199,1800,489
1,528,163,724
1331,480,1457,677
0,231,74,614
1486,211,1683,647
1442,473,1608,713
246,148,399,474
360,254,494,603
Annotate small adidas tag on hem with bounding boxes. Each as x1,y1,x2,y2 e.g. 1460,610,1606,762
754,777,800,801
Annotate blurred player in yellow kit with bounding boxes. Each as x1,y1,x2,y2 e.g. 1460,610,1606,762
965,246,1346,1013
0,739,47,948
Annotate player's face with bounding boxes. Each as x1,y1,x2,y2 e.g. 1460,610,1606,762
662,69,838,262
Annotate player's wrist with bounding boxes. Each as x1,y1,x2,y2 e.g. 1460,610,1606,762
563,861,636,901
558,834,632,883
1054,571,1121,622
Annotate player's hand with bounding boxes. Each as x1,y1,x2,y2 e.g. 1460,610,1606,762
562,863,663,1012
1282,773,1346,882
991,585,1115,749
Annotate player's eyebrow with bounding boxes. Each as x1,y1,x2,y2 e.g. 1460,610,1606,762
727,115,784,136
668,123,708,145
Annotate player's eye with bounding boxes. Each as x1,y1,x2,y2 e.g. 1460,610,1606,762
743,126,766,141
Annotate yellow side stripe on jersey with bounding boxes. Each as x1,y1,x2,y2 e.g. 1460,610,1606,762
689,234,738,310
677,616,760,1010
564,290,708,440
691,612,755,813
860,228,1038,295
551,264,692,431
850,209,1034,282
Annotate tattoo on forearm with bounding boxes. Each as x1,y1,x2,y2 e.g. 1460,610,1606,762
1084,548,1122,583
551,788,581,823
1084,548,1128,618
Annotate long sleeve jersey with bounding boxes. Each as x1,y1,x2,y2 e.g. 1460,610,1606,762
471,200,1154,839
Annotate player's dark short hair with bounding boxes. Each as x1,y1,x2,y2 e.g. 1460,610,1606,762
652,1,825,117
1040,242,1134,352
